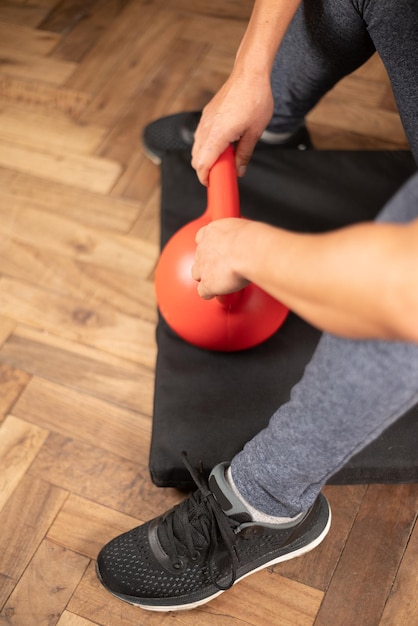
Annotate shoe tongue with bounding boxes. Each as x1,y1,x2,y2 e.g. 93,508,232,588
208,464,252,523
157,492,213,554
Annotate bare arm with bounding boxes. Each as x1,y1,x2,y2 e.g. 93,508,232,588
192,218,418,342
191,0,302,185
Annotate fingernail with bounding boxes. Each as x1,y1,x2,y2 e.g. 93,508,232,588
238,165,247,177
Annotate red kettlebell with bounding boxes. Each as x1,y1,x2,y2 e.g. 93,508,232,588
155,144,289,351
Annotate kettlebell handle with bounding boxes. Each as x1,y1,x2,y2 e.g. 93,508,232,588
205,145,243,308
207,144,240,220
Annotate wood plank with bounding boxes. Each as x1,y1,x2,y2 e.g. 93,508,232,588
0,575,15,613
13,376,153,462
276,484,367,591
168,62,230,118
0,362,31,421
180,14,247,52
51,0,131,63
0,315,15,347
322,74,389,110
76,265,157,319
308,122,408,151
127,185,161,245
307,99,408,146
57,612,98,626
80,13,187,126
0,19,60,55
0,276,157,366
29,433,182,521
0,236,157,321
99,36,209,167
0,45,76,85
200,42,240,77
0,415,49,513
314,484,418,626
0,104,107,154
69,560,323,626
0,162,20,186
0,167,140,232
0,140,122,193
67,562,152,626
38,0,98,33
112,153,160,208
47,494,140,560
163,0,253,20
0,327,154,413
0,75,91,117
0,539,89,626
0,201,157,278
380,516,418,625
0,473,67,584
379,84,400,114
0,4,50,28
202,570,323,626
66,1,160,93
11,0,58,9
353,53,391,83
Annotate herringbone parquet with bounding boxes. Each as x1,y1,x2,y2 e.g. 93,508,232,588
0,2,416,625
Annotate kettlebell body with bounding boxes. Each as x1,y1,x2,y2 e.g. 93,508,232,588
155,146,289,351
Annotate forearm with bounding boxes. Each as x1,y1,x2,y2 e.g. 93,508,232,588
232,220,418,341
234,0,302,76
192,0,302,184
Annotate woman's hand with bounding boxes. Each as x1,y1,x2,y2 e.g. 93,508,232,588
191,218,250,298
191,71,274,185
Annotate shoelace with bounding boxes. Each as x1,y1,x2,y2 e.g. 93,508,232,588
157,452,240,590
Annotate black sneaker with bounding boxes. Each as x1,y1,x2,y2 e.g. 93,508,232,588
142,111,312,164
96,453,331,612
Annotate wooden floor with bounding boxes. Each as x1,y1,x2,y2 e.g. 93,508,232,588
0,1,416,625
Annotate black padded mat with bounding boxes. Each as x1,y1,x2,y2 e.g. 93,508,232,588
150,148,418,489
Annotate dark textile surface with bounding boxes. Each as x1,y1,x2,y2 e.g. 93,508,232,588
150,148,418,489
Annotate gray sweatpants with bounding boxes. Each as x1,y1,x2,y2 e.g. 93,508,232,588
269,0,418,163
231,0,418,517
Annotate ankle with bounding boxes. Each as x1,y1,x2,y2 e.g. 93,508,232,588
226,467,304,525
